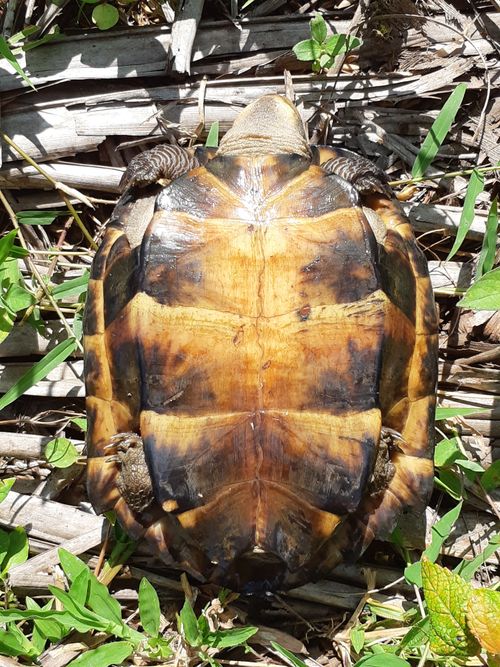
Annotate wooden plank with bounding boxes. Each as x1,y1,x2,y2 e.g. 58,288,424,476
0,433,84,459
0,13,496,92
0,161,123,193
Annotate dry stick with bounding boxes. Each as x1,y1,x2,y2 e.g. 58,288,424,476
0,132,97,250
389,163,499,186
364,13,491,144
0,190,83,351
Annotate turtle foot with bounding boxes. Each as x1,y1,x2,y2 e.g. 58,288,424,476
107,432,154,513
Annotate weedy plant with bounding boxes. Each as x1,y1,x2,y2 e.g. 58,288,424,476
292,14,361,73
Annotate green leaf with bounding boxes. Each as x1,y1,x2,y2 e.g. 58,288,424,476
205,121,219,148
139,578,161,637
434,437,462,467
436,405,488,420
422,559,479,657
26,597,66,643
399,616,431,649
59,548,87,583
208,625,259,649
87,576,124,626
292,39,321,62
145,635,172,659
310,14,327,43
0,230,18,265
44,437,79,468
0,477,15,503
0,36,36,90
350,625,365,653
458,267,500,311
4,283,35,312
434,469,463,500
354,655,411,667
0,626,38,658
271,641,309,667
405,502,463,586
67,641,134,667
447,169,485,260
179,599,200,647
68,568,90,606
16,210,67,225
324,33,361,57
48,586,112,633
1,525,29,576
71,417,87,431
467,588,500,654
318,53,332,69
412,83,467,179
92,3,119,30
455,533,500,580
454,458,484,474
476,197,498,277
481,460,500,492
52,271,89,300
0,337,77,411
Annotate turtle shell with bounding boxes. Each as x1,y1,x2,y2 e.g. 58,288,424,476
84,115,438,592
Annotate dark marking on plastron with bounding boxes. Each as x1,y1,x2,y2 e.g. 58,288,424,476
299,229,379,304
378,335,414,414
108,339,140,408
378,244,416,325
83,289,100,336
103,241,139,328
413,336,439,398
306,340,380,413
84,348,104,397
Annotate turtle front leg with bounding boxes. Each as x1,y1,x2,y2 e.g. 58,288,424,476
120,144,200,191
106,432,154,513
318,146,392,198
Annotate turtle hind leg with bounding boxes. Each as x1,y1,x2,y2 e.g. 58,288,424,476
106,432,154,513
318,146,392,198
120,144,200,191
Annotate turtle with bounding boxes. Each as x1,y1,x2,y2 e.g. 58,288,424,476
84,94,438,593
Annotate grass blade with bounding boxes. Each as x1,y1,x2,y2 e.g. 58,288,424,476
0,36,36,90
205,121,219,148
412,83,467,179
476,196,498,277
0,337,77,410
446,168,485,260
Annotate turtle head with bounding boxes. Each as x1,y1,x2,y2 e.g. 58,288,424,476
217,94,311,159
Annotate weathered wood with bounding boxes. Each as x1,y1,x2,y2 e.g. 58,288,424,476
171,0,205,74
0,161,123,192
0,432,83,459
0,359,84,397
0,13,496,92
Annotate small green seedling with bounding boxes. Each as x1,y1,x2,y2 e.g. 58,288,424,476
292,14,361,73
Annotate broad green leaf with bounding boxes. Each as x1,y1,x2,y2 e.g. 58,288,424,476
205,121,219,148
350,625,365,653
0,36,36,89
52,271,89,300
354,655,411,667
324,33,361,57
0,337,77,411
87,576,123,626
318,53,332,69
69,568,90,606
399,616,431,649
405,502,462,586
0,608,99,633
209,625,259,649
434,437,462,467
59,548,87,583
16,210,66,226
139,577,161,637
436,405,488,420
481,459,500,492
476,197,498,277
310,14,327,43
26,597,66,644
1,525,29,576
422,559,479,657
466,588,500,654
458,267,500,310
455,458,484,474
434,469,463,500
71,417,87,431
0,230,18,265
271,641,309,667
0,626,38,658
412,83,467,179
67,641,134,667
44,437,79,468
455,533,500,580
178,599,200,646
292,39,321,62
145,635,172,659
447,169,485,260
4,283,35,312
92,3,119,30
0,477,15,503
48,586,113,633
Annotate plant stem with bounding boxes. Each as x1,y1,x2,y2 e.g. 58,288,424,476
0,131,97,250
389,164,499,187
